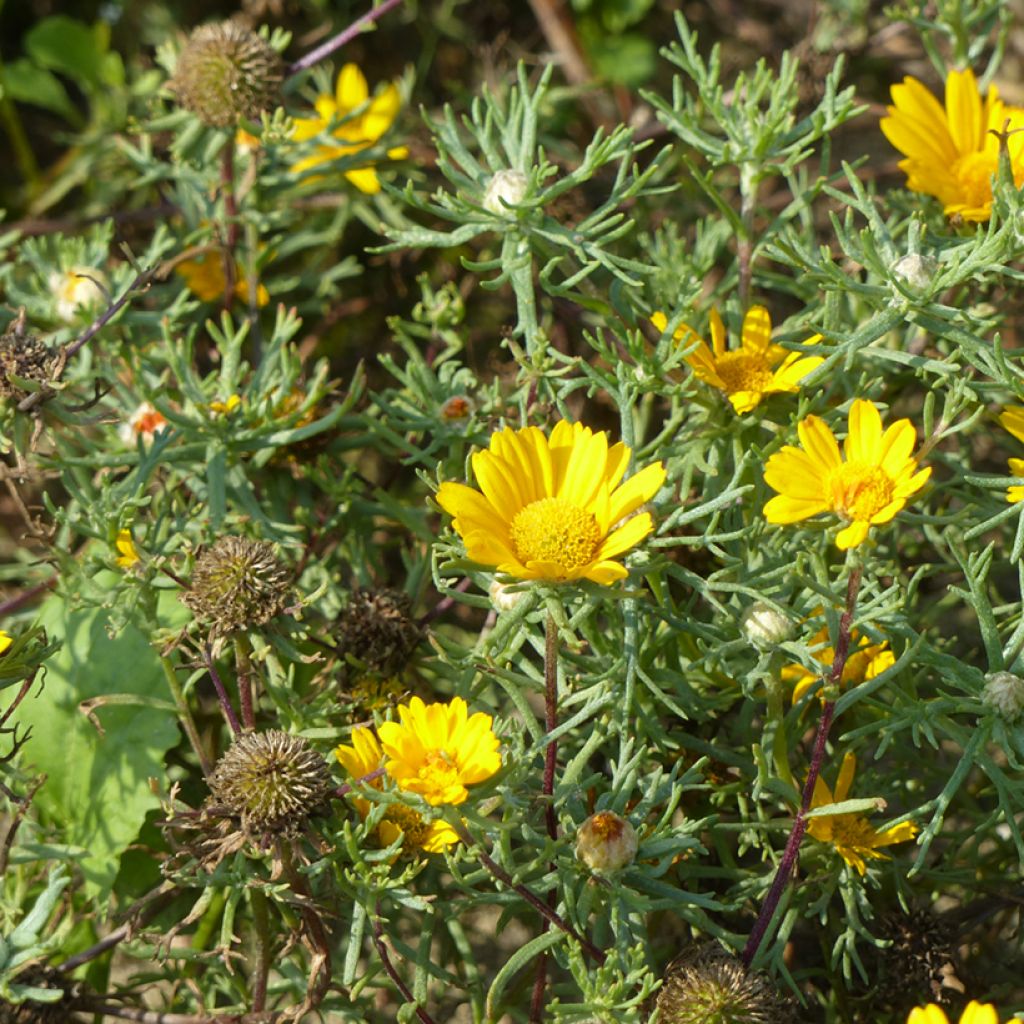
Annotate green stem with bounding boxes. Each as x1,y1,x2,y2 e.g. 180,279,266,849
234,635,255,730
0,49,40,195
160,656,213,779
765,672,795,792
249,887,271,1012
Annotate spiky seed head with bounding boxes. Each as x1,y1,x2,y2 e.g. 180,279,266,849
336,588,422,679
171,20,282,128
182,536,291,635
0,312,60,400
576,810,638,873
209,730,332,836
655,943,788,1024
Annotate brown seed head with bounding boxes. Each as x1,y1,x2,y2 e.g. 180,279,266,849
336,588,422,679
0,312,61,400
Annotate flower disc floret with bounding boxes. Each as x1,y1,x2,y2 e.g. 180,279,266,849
763,399,931,549
881,67,1024,222
436,419,666,585
651,305,823,415
377,696,500,806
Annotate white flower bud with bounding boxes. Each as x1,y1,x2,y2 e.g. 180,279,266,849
483,169,528,215
576,811,638,873
983,671,1024,721
740,601,793,649
488,578,525,613
892,253,937,292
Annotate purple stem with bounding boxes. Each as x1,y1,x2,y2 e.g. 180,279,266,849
204,644,242,737
286,0,405,77
741,567,863,967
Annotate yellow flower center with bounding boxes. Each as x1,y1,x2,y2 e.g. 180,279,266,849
509,497,602,573
951,150,997,210
417,750,461,797
380,803,431,851
830,814,878,853
713,351,775,395
827,462,894,522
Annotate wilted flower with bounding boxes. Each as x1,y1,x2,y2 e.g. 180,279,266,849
290,63,407,194
181,536,291,635
170,19,283,128
118,401,169,446
651,306,823,415
882,67,1024,222
336,588,422,680
576,810,638,873
377,696,501,806
210,730,332,837
763,399,931,549
335,727,459,854
49,266,108,323
807,751,919,876
176,254,269,307
436,420,666,585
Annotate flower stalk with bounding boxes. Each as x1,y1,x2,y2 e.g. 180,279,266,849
204,644,243,737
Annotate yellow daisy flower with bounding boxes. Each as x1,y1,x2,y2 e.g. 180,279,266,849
377,696,500,807
335,726,459,854
806,751,919,876
998,406,1024,503
763,399,931,550
0,631,11,656
209,394,242,417
291,63,408,194
436,420,666,585
881,67,1024,222
175,254,270,307
651,306,824,415
783,621,894,704
115,529,141,569
907,1001,1000,1024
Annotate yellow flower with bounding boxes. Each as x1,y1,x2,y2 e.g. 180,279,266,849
651,306,823,415
907,1002,1000,1024
998,406,1024,503
209,394,242,416
783,619,895,704
881,67,1024,222
115,529,140,569
290,63,408,194
763,399,931,550
0,631,11,656
377,696,500,806
807,751,919,876
176,254,269,307
335,727,459,854
436,420,666,585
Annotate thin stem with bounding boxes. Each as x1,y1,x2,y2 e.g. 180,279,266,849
280,844,332,1011
160,656,213,779
450,817,605,963
0,576,56,617
234,635,255,731
204,644,243,737
334,766,386,799
220,138,238,310
249,887,271,1013
286,0,405,77
372,902,439,1024
742,566,863,968
65,264,157,361
737,164,758,307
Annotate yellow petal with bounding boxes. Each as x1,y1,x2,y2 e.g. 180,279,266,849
961,1002,1000,1024
344,166,382,194
336,63,369,111
907,1006,952,1024
844,400,883,464
945,67,982,154
836,520,871,549
741,305,772,356
999,405,1024,444
763,494,829,524
608,462,665,524
833,751,856,802
709,308,727,357
797,415,842,472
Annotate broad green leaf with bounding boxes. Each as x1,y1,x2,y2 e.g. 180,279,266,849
23,16,105,89
12,588,180,902
2,59,80,123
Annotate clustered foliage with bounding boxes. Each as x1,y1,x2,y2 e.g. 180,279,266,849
3,1,1024,1023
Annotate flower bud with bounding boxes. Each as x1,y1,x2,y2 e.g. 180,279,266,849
50,266,108,323
983,670,1024,721
740,601,793,649
575,810,638,873
182,536,291,635
655,943,787,1024
893,253,937,292
488,578,525,613
171,20,283,128
439,395,473,422
210,730,332,837
483,169,528,215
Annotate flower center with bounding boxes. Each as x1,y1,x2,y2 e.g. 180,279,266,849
831,814,878,853
381,803,431,851
713,351,775,394
827,462,894,522
416,749,460,798
509,497,602,573
952,150,998,210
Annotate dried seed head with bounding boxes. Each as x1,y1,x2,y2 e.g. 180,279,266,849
655,944,788,1024
337,588,422,679
171,20,283,128
576,810,638,873
182,536,291,635
0,966,84,1023
209,730,332,836
0,313,61,400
